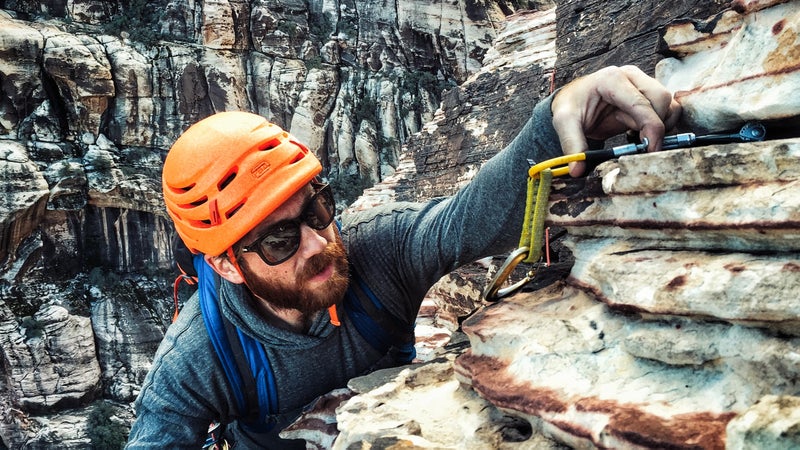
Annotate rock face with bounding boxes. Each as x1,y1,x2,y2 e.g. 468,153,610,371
1,304,100,411
91,284,171,402
350,7,559,207
0,142,49,277
0,302,101,448
454,136,800,448
0,1,550,447
327,127,800,450
0,270,172,447
656,0,800,131
552,0,730,86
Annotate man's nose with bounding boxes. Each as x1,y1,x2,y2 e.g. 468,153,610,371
297,223,328,258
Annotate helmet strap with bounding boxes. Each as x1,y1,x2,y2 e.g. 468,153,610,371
225,247,247,282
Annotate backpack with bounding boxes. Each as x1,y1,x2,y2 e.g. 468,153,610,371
171,236,416,435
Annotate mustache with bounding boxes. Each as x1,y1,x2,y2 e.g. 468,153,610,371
299,241,347,283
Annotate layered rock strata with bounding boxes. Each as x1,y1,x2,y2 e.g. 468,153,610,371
320,1,800,448
455,137,800,448
657,0,800,131
323,136,800,449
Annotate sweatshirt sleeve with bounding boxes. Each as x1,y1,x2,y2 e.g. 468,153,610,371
343,94,563,322
125,300,233,449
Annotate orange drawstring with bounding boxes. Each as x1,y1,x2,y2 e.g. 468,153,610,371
225,248,246,281
327,304,341,327
172,272,197,323
545,227,551,267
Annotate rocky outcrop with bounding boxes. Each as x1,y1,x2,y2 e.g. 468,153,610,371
454,134,800,448
350,7,558,207
0,270,174,447
657,0,800,132
91,283,171,402
321,124,800,450
0,303,100,412
0,142,49,277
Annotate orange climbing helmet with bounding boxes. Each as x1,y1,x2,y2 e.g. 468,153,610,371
162,111,322,256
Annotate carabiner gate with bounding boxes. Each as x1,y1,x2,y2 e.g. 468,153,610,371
483,247,536,301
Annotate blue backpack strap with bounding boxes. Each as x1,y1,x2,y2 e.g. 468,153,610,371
195,255,277,433
235,327,278,429
335,220,416,363
344,272,416,364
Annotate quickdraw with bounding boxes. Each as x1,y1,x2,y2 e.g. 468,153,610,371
482,122,767,302
482,168,553,301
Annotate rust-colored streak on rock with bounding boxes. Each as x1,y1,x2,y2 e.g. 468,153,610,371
671,29,739,51
674,61,800,100
782,262,800,272
730,0,780,14
456,353,568,414
611,410,737,450
576,397,736,449
566,278,648,315
417,304,437,315
772,19,786,34
667,275,687,290
723,263,746,273
566,277,609,302
575,397,616,414
548,419,595,442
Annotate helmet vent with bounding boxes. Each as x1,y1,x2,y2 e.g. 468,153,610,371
179,196,208,209
259,138,281,151
189,219,213,228
218,170,237,191
169,184,195,194
226,201,245,219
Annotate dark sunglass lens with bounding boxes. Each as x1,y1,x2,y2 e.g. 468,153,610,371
303,186,335,230
258,223,301,264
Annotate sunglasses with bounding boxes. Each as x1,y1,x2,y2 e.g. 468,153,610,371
239,183,336,265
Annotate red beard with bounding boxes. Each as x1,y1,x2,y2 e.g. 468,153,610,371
239,233,350,315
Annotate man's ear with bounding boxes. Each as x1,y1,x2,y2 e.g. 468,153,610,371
204,253,245,284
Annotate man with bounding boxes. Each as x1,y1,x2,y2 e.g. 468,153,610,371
126,66,681,448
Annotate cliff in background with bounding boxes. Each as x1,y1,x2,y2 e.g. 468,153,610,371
1,0,550,277
1,0,799,448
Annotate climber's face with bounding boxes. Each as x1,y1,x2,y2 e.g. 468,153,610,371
234,184,350,315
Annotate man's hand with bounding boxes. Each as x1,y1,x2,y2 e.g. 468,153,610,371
551,65,682,177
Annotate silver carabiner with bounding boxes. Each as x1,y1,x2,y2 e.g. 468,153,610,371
483,247,537,302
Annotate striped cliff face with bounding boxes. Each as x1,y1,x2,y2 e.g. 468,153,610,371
657,0,800,132
320,136,800,449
